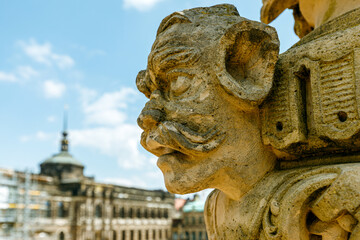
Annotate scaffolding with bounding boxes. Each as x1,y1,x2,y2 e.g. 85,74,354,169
0,168,49,240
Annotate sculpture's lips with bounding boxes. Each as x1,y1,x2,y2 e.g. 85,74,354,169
152,146,177,156
140,121,225,158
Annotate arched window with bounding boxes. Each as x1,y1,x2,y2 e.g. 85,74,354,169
138,230,142,240
113,230,117,240
57,202,65,218
95,205,102,218
130,230,134,240
185,231,190,240
136,208,141,218
122,230,126,240
59,232,65,240
157,209,162,218
46,201,52,218
173,232,178,240
120,207,125,218
144,209,148,218
145,230,149,240
192,231,196,240
151,209,155,218
112,206,117,218
129,208,133,218
164,209,168,218
185,216,189,225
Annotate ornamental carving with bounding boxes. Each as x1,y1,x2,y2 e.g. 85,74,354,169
137,2,360,239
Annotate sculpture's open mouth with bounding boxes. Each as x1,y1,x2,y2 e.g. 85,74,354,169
140,121,225,159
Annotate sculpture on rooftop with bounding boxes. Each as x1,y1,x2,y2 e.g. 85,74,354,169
137,2,360,239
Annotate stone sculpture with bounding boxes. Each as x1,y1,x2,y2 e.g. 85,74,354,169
137,2,360,240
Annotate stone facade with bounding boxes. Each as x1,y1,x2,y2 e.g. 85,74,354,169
0,130,174,240
0,168,174,240
172,196,207,240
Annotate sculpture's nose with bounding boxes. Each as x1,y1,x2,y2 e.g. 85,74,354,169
137,91,165,130
137,107,164,130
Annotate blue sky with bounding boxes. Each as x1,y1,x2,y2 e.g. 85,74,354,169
0,0,298,191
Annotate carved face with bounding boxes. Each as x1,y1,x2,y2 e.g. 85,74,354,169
137,5,279,197
137,26,225,193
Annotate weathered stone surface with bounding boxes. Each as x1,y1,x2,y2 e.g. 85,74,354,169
137,3,360,240
205,163,360,239
137,4,279,201
261,7,360,158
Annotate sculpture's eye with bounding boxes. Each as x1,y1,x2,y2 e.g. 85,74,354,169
169,75,191,98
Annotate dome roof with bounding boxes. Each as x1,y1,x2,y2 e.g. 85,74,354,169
42,151,84,167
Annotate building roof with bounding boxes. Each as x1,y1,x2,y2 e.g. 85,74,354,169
183,195,205,213
41,112,83,168
175,198,187,211
42,151,84,167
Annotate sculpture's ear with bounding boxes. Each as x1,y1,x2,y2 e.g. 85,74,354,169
217,20,279,107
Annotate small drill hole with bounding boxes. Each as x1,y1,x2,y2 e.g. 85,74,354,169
338,111,347,122
276,122,283,131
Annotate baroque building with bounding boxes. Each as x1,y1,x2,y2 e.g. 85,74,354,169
171,196,207,240
0,127,175,240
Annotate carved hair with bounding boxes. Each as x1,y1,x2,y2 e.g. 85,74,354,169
137,4,280,108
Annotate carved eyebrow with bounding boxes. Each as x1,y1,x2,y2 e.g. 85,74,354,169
148,46,200,80
156,12,192,36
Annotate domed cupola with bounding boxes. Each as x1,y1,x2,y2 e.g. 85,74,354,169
40,112,84,182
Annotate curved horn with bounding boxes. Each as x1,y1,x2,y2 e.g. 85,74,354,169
217,20,280,107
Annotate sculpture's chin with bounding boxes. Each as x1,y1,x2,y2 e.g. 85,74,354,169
157,152,208,194
163,175,206,195
157,151,188,171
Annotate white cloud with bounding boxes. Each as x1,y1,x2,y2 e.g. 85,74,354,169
86,110,127,126
70,86,150,170
47,116,56,123
51,54,74,69
82,87,138,126
71,124,147,169
123,0,164,11
99,168,165,189
16,66,38,79
36,131,51,141
18,39,74,69
19,135,30,143
43,80,66,98
0,71,17,82
0,66,38,84
77,85,98,104
102,177,148,188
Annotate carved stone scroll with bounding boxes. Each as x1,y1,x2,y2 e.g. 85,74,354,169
261,14,360,158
